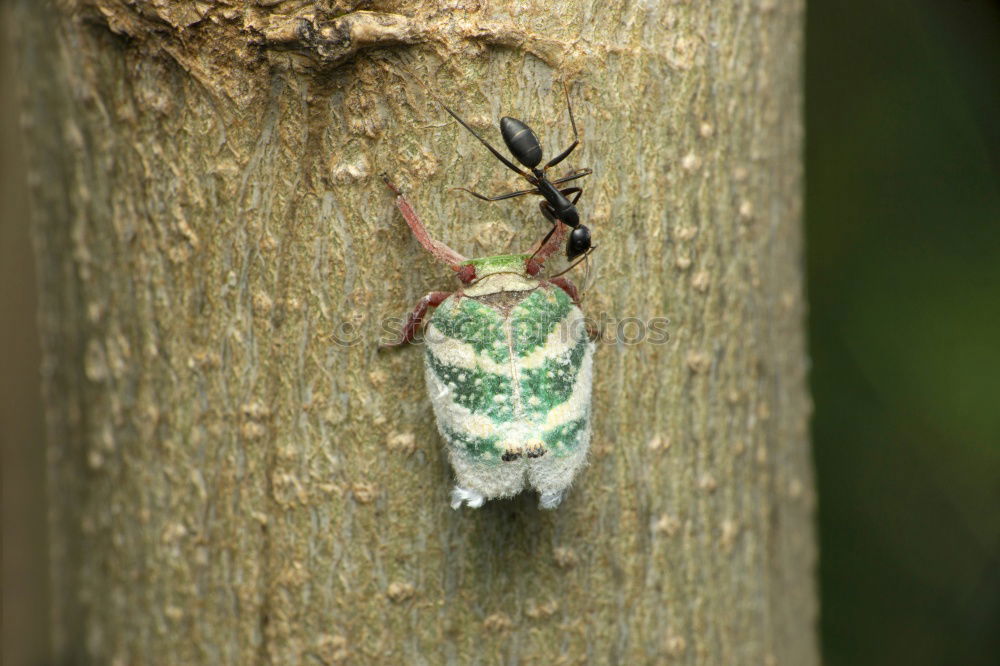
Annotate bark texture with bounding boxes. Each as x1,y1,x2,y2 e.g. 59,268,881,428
20,0,815,663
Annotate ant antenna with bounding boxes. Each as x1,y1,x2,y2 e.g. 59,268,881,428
549,246,598,279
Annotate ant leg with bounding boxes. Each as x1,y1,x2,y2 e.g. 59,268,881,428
550,168,592,186
544,141,579,170
380,291,451,348
527,189,584,272
451,185,541,202
559,187,583,204
550,246,597,279
533,202,560,248
383,174,468,269
526,202,569,272
442,105,530,180
543,87,581,170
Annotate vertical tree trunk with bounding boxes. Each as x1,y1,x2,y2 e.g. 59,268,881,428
19,0,815,663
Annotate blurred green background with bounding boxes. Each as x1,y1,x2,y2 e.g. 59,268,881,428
3,0,999,664
807,0,999,664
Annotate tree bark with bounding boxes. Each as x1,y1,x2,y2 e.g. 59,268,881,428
19,0,815,663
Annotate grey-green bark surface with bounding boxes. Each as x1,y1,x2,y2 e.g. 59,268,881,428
20,0,815,663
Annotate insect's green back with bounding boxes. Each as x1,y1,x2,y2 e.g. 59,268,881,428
461,253,532,278
423,276,594,505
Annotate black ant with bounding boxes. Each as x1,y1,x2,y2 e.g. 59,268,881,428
442,89,594,261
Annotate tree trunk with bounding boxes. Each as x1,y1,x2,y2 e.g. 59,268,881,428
19,0,815,663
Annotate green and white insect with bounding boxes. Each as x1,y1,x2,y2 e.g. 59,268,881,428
381,176,595,509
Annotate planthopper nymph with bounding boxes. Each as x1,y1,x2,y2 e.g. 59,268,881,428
381,90,596,509
380,174,595,510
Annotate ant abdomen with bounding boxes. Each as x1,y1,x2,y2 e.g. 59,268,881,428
499,117,543,168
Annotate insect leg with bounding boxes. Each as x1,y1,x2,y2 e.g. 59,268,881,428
543,87,581,170
528,203,559,257
442,104,531,180
549,276,581,304
383,174,468,268
549,168,592,186
525,202,569,272
380,291,451,348
550,277,599,339
559,187,583,203
451,185,541,202
550,246,597,278
544,141,579,170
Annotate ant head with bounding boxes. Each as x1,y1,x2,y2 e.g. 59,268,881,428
567,225,592,260
500,117,543,168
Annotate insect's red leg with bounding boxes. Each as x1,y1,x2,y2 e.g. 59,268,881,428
550,277,598,340
381,291,451,348
549,276,581,304
525,214,569,275
382,175,468,269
